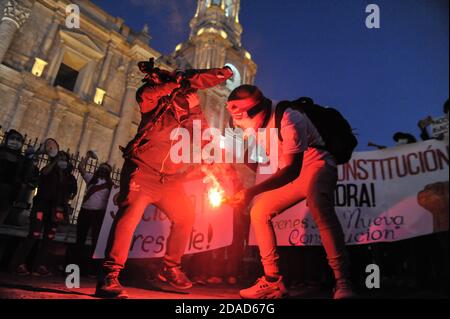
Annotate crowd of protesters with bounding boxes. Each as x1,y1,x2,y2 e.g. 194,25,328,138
364,99,449,291
8,151,77,276
0,98,448,293
0,129,114,277
368,99,449,149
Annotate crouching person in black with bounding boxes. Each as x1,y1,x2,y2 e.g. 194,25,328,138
9,151,77,276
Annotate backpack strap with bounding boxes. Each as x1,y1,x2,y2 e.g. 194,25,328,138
82,182,111,204
274,100,304,142
275,97,326,150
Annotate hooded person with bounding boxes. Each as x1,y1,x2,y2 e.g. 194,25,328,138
225,85,355,299
95,59,233,298
0,129,25,224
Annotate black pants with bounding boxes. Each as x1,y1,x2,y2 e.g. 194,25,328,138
76,208,106,249
0,184,13,224
9,199,60,271
70,208,106,275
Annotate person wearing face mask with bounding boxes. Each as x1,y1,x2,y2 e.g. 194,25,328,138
225,85,355,299
9,151,77,276
73,151,113,276
0,129,25,224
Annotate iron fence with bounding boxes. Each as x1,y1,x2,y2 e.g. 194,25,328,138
0,126,122,225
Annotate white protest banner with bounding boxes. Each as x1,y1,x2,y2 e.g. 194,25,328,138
94,179,233,258
249,140,449,246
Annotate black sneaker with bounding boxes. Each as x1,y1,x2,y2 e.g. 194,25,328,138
15,264,30,276
157,266,193,290
333,278,357,299
95,272,129,299
32,265,52,277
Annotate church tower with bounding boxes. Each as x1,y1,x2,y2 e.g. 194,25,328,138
172,0,257,130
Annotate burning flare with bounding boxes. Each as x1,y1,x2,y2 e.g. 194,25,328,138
208,187,225,208
202,165,227,208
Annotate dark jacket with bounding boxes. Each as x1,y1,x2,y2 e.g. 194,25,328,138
34,165,77,207
0,146,24,186
127,67,233,176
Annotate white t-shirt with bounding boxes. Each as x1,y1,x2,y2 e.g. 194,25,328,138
81,173,111,211
261,102,336,170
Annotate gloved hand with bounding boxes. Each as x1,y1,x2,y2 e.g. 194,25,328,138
24,146,36,159
54,206,66,223
219,66,234,79
175,71,191,89
223,65,233,73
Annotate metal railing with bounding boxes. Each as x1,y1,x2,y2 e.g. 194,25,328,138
0,126,121,225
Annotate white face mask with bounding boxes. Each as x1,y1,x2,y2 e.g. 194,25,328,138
57,160,68,170
6,140,22,151
397,139,408,145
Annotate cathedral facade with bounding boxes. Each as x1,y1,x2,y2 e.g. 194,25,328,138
0,0,257,169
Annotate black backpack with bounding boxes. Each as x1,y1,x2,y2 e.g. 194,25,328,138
274,97,358,165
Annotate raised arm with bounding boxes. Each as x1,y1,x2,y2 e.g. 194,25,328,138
184,67,233,90
78,156,88,176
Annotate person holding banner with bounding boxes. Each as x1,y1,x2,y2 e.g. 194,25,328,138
95,59,233,298
226,85,355,299
418,99,449,142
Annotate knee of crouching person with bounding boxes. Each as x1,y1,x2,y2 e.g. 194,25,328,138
250,200,274,224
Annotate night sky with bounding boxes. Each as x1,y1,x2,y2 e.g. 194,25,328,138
91,0,449,150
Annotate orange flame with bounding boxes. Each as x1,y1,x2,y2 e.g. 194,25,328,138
202,166,227,208
208,186,224,208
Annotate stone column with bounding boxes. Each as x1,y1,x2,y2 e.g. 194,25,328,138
216,47,226,68
194,0,201,17
77,116,97,156
0,0,33,64
108,62,140,166
75,60,96,99
234,0,240,21
40,13,63,59
46,45,65,84
96,42,116,89
219,98,226,132
242,65,248,84
45,103,67,139
7,90,34,130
